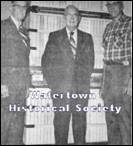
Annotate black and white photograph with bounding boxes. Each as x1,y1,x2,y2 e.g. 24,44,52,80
1,1,132,145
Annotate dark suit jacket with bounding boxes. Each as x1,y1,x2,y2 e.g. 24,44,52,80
1,17,30,97
41,28,94,94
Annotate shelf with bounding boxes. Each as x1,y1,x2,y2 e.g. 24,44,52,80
30,6,111,20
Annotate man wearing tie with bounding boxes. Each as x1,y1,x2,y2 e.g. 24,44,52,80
1,1,30,145
41,5,94,145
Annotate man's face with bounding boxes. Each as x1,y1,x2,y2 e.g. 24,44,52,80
12,1,28,21
64,7,81,31
106,1,122,18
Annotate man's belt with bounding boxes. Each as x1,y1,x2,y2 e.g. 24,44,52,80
104,60,124,65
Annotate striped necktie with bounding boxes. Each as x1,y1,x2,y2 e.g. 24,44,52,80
70,31,77,58
19,26,29,47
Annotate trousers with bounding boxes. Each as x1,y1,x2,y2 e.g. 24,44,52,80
52,92,88,145
1,89,26,145
101,64,131,145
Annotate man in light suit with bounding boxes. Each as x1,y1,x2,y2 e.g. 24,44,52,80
41,5,94,145
1,1,30,145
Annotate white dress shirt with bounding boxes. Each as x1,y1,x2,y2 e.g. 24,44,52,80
11,16,28,46
11,16,21,30
66,27,78,46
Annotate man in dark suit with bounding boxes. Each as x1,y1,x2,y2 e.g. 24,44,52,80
41,5,94,145
1,1,30,145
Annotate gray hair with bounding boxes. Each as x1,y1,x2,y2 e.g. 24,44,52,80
118,1,124,9
106,1,124,9
64,5,80,16
11,1,30,7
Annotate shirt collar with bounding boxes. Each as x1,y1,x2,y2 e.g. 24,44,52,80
10,16,21,30
66,27,77,38
114,12,127,23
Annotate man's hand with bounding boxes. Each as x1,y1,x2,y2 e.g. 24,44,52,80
123,77,132,97
126,77,132,97
1,85,9,98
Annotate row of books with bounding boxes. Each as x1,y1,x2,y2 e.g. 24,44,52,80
25,88,106,125
29,13,110,33
29,13,110,42
31,1,106,12
23,125,55,144
29,13,110,68
24,124,107,144
24,88,107,144
25,88,54,125
31,1,68,8
30,13,64,30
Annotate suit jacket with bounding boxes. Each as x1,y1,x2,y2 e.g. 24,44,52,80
1,17,30,97
41,28,94,94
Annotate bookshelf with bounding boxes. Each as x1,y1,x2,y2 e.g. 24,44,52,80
24,1,111,144
28,5,111,68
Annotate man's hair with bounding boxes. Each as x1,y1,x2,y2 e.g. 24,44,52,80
11,1,17,4
64,5,80,17
117,1,124,9
106,1,124,9
11,1,30,7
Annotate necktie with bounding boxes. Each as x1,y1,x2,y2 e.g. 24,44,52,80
70,32,77,58
19,26,29,47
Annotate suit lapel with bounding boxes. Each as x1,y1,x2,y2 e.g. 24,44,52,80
9,17,30,50
8,17,23,40
8,17,20,36
61,28,70,48
77,30,84,54
60,28,86,61
59,28,74,60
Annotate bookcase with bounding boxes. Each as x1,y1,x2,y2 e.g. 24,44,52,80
29,1,111,69
24,1,111,144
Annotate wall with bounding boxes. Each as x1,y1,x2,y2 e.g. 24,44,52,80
1,1,132,20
